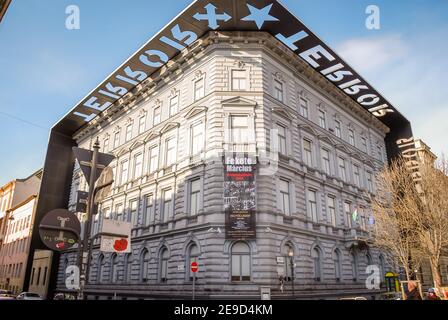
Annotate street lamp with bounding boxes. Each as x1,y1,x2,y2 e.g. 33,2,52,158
288,249,295,298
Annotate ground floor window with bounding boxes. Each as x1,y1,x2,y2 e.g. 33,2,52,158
231,242,251,282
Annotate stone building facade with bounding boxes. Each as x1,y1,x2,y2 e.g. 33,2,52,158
56,31,392,299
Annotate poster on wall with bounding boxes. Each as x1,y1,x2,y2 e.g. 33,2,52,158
223,153,256,240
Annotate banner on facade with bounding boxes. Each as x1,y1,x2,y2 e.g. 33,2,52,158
99,219,132,253
223,153,256,240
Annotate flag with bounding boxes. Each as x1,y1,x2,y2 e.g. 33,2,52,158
352,208,358,222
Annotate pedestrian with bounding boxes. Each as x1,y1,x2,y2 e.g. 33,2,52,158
279,275,285,293
427,288,441,300
405,281,422,300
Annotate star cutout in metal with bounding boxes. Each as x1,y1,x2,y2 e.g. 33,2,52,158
241,3,279,29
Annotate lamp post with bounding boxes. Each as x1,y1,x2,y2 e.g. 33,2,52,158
288,249,294,298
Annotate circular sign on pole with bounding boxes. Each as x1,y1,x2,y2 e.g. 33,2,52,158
191,261,198,273
39,209,81,252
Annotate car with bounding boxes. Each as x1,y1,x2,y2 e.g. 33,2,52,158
339,296,368,300
0,290,15,299
0,296,16,300
16,292,43,300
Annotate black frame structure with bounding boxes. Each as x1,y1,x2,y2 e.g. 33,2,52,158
23,0,413,297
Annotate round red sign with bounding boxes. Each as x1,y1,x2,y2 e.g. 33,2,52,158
191,261,198,273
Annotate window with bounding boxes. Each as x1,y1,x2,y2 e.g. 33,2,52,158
284,244,294,281
377,145,383,161
194,78,205,101
113,132,120,149
140,250,150,282
138,114,146,134
98,255,105,283
103,137,109,153
351,252,359,281
318,110,326,128
190,122,204,155
111,254,118,283
115,203,123,221
129,200,138,226
36,267,41,285
366,171,373,192
133,153,143,179
120,160,129,184
338,157,347,182
189,179,201,216
125,254,132,283
230,115,249,144
148,146,159,173
312,247,322,281
169,96,179,117
160,248,169,282
187,244,200,281
321,148,331,175
303,139,313,166
333,250,342,282
308,190,318,222
231,70,246,91
125,124,133,142
334,120,341,138
344,202,352,228
299,97,308,118
153,106,161,126
379,255,385,282
273,79,283,102
327,196,337,227
143,194,154,226
353,164,361,187
277,124,287,155
279,179,290,215
161,188,173,222
366,253,373,267
231,242,251,282
361,137,368,153
348,128,355,146
164,138,176,167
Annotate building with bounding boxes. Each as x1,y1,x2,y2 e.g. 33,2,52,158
28,250,53,299
0,0,12,24
28,0,415,300
0,169,42,294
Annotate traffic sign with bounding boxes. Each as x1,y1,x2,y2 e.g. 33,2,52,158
72,147,115,186
191,261,198,273
39,209,81,251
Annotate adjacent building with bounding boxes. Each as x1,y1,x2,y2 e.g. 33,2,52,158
28,0,416,300
0,0,12,24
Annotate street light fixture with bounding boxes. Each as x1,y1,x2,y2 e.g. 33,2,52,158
288,249,295,298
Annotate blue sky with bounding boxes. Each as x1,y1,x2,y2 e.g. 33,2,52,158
0,0,447,186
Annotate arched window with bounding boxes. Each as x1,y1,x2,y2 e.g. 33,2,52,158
159,248,169,283
125,254,133,283
366,253,373,267
97,254,105,283
110,254,118,283
351,252,358,281
187,243,200,281
333,249,342,282
140,250,150,282
283,243,294,281
231,242,251,282
379,255,385,282
312,247,322,281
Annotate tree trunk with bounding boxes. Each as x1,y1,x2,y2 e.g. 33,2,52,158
429,258,442,296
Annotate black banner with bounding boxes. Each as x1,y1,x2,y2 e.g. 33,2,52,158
224,153,256,240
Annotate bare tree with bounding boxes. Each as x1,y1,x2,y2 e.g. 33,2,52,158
371,156,448,295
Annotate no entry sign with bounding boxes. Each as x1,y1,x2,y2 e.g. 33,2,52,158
191,261,198,273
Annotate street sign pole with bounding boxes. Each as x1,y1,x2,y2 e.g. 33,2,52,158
193,272,196,301
78,138,100,300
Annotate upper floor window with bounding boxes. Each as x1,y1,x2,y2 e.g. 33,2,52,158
231,70,247,91
353,164,361,187
169,96,179,117
230,115,249,144
120,160,129,185
308,189,318,222
115,203,124,221
338,157,347,182
133,153,143,180
361,137,368,153
153,107,161,126
344,202,352,229
299,97,309,119
113,132,120,149
327,196,337,227
273,79,284,102
231,242,251,282
279,179,291,215
164,137,176,167
366,171,373,192
194,78,205,101
143,194,154,226
348,128,355,146
321,148,331,175
303,139,313,167
129,199,138,226
148,146,159,174
189,178,201,216
318,110,326,129
125,124,133,142
161,188,173,223
191,122,204,156
138,114,146,135
103,137,109,153
377,145,383,161
334,120,342,138
277,124,287,155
